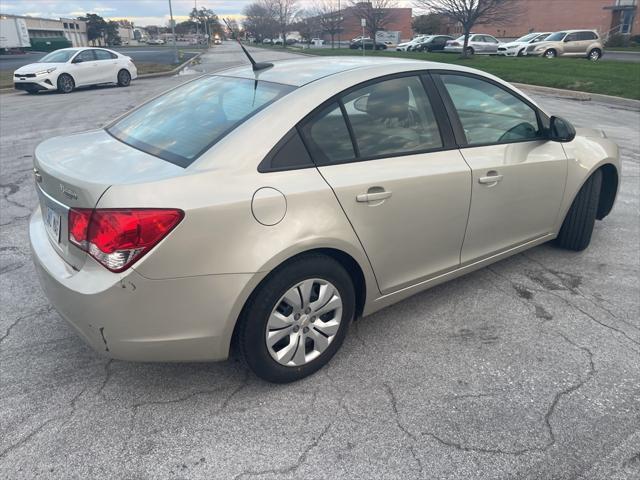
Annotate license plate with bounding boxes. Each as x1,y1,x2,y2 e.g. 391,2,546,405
44,206,61,243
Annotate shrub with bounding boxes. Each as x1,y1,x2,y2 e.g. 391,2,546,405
606,33,629,47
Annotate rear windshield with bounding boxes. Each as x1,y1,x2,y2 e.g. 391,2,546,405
107,75,295,167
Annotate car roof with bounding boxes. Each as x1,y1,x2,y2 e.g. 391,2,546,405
219,57,464,87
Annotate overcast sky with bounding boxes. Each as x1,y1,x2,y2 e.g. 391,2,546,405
1,0,414,27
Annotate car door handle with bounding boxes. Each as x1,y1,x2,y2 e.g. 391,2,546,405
356,190,392,202
478,172,504,185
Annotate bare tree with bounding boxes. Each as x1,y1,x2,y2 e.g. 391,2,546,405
349,0,398,42
413,0,520,57
243,1,278,41
295,9,322,46
312,0,344,48
267,0,299,46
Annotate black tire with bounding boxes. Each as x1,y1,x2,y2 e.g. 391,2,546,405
544,49,557,59
588,48,602,61
517,48,525,57
117,69,131,87
236,254,355,383
56,74,74,93
556,169,602,251
465,47,474,56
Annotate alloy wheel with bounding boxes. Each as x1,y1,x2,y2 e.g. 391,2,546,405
118,70,131,86
266,278,343,367
589,50,601,61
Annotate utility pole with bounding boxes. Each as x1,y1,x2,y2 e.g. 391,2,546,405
168,0,178,63
195,0,199,37
361,18,366,56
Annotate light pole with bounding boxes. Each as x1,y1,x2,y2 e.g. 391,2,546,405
338,0,341,48
168,0,178,63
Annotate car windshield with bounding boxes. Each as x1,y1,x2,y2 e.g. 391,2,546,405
534,33,551,42
108,75,295,167
515,33,538,42
545,32,567,41
38,50,77,63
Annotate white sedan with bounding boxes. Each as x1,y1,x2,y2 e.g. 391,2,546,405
13,47,137,94
444,34,501,55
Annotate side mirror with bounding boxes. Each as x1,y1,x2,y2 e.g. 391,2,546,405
548,116,576,142
353,95,369,113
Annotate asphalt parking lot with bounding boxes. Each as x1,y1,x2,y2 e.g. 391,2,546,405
1,44,639,479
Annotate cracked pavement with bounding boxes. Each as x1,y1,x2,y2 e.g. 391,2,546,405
1,45,639,479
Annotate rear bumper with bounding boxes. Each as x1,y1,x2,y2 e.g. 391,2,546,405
29,206,263,362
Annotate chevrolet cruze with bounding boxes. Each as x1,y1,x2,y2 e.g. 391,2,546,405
30,57,620,382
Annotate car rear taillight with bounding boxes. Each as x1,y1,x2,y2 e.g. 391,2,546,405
68,208,184,272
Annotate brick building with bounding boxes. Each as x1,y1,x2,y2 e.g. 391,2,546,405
316,2,413,43
444,0,639,38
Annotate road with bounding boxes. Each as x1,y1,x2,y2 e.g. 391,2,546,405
1,43,639,480
0,47,199,71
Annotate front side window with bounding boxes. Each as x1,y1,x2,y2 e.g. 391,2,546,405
300,103,355,165
440,74,541,146
108,75,294,167
565,33,579,42
76,50,96,62
341,76,442,158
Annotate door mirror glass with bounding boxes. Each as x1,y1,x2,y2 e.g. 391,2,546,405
548,116,576,142
353,95,368,113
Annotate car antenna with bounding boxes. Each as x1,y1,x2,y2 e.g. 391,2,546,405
223,18,273,72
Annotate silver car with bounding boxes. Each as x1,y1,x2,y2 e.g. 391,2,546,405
30,57,620,382
444,34,501,55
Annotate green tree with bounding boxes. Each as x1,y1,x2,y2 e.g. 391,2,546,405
80,13,108,45
105,21,122,46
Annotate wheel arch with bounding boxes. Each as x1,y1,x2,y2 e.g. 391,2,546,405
229,246,370,357
596,163,618,219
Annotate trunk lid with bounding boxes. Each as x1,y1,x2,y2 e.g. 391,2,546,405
34,129,184,270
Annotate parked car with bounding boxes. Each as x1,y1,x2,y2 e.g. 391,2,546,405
213,38,222,45
311,38,325,46
414,35,455,52
29,57,620,382
350,39,387,50
147,38,165,45
286,38,298,45
444,34,501,55
13,47,137,94
525,30,604,60
497,32,552,56
262,38,272,44
395,35,430,51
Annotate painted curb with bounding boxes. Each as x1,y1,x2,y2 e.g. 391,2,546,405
514,82,640,109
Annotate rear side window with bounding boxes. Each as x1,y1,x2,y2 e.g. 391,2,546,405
579,31,597,40
108,76,295,167
259,129,314,172
440,74,541,146
341,76,442,158
95,49,116,60
299,103,355,165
